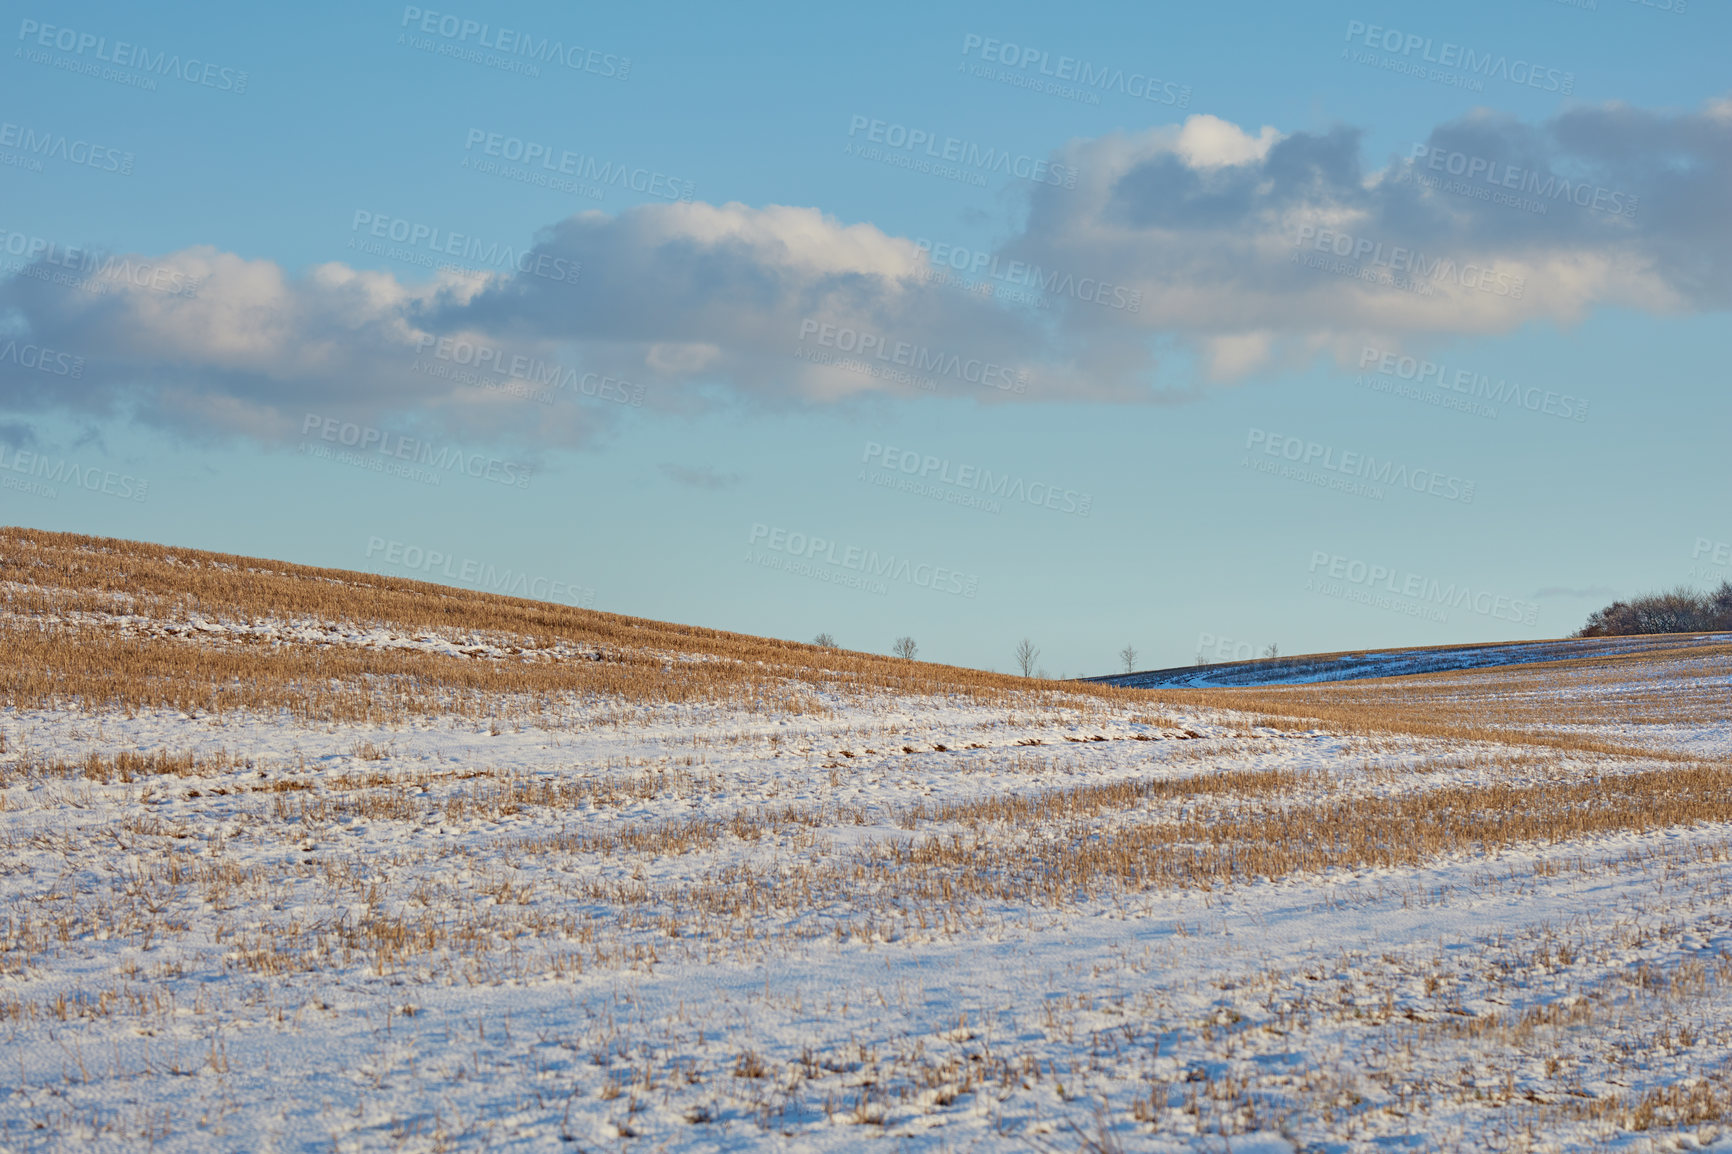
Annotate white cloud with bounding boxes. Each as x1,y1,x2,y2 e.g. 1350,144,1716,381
1175,115,1282,168
996,101,1732,377
0,205,1039,440
1,100,1728,440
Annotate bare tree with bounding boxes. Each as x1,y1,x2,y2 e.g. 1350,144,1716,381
1118,644,1137,674
1263,643,1279,660
1579,584,1732,637
1015,638,1040,677
812,632,836,648
892,636,918,660
1195,651,1209,666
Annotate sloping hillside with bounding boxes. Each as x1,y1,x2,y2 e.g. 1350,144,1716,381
4,527,1732,1153
1091,632,1732,688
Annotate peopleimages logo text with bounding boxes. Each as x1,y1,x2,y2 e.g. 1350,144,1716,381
914,239,1141,312
1343,20,1574,94
797,320,1027,394
0,339,84,378
412,336,644,406
1307,550,1538,625
398,7,629,78
846,116,1076,187
366,537,594,606
1693,538,1730,567
959,33,1191,107
1406,144,1637,218
0,118,132,174
862,441,1091,515
350,211,579,283
17,19,249,92
1294,225,1524,298
1358,347,1589,422
747,524,979,598
1245,428,1474,503
0,231,200,297
0,446,148,501
462,129,692,201
301,414,532,488
1196,632,1271,663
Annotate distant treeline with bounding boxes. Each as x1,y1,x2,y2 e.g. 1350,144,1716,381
1576,582,1732,637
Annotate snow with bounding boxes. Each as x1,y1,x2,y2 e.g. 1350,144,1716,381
2,616,1731,1151
1095,632,1732,688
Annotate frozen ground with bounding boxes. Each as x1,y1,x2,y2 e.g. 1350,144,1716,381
3,615,1732,1151
1093,632,1732,688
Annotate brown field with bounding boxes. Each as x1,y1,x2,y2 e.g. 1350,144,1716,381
2,525,1731,1152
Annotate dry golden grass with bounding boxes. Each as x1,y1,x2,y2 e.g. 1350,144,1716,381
7,525,1732,1150
1151,640,1732,759
890,758,1732,894
548,756,1728,931
12,742,1685,978
0,526,1159,720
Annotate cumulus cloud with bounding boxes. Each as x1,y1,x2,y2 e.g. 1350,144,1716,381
0,204,1041,442
436,201,1043,405
0,98,1728,444
0,246,529,442
1005,100,1732,377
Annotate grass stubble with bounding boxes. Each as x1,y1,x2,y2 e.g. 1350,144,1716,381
2,527,1732,1150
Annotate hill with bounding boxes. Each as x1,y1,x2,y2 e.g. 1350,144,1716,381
3,526,1732,1152
1091,631,1732,688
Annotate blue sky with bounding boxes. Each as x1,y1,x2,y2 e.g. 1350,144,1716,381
2,0,1727,675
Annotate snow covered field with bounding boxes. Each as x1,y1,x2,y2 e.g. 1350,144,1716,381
4,530,1732,1152
1093,632,1732,689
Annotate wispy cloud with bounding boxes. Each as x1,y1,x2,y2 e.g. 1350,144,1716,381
1532,586,1622,599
